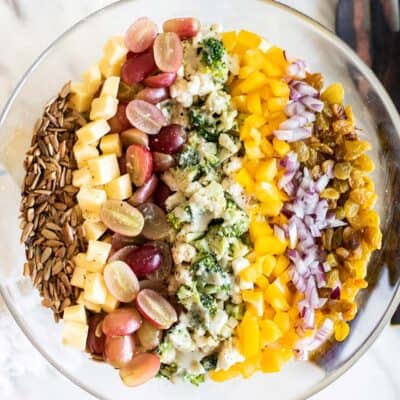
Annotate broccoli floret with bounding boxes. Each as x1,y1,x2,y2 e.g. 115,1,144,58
201,354,218,371
200,293,218,316
230,238,250,259
167,212,184,231
221,206,249,238
182,372,205,386
177,146,200,168
200,38,225,68
157,340,176,364
225,302,245,321
220,220,249,238
176,284,200,310
192,252,222,274
205,225,230,259
189,108,219,142
158,363,178,380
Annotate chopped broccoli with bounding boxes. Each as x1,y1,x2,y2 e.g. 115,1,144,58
192,252,222,274
201,354,218,371
176,284,199,310
205,225,231,259
157,340,176,364
177,146,200,168
220,220,249,238
182,372,205,386
200,293,218,316
225,302,245,321
189,108,219,142
167,212,184,231
221,206,249,238
158,363,178,380
230,238,250,259
200,38,225,68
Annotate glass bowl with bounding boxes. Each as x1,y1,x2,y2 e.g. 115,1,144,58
1,0,400,399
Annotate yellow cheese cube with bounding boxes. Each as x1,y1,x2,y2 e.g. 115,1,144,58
69,87,93,112
102,291,120,313
87,154,120,185
82,64,102,94
62,321,88,351
76,119,110,145
99,58,124,78
104,174,132,200
101,76,120,98
84,272,108,305
73,142,99,168
90,95,118,121
76,187,107,222
83,220,107,241
87,240,112,265
70,266,86,289
100,133,122,157
77,292,102,313
74,253,104,273
103,36,128,66
72,167,92,187
63,304,87,324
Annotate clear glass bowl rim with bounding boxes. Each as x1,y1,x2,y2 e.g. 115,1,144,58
1,0,400,399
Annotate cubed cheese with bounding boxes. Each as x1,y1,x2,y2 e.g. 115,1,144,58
77,292,102,313
102,36,128,67
87,154,120,185
74,252,104,273
63,304,87,324
70,266,86,288
69,84,93,113
86,240,111,265
100,133,122,157
104,174,132,200
102,291,120,313
82,64,102,94
73,142,99,168
99,58,124,78
84,272,108,305
83,220,107,241
72,167,92,187
76,119,110,145
101,76,120,98
90,95,118,121
62,321,88,351
76,187,107,222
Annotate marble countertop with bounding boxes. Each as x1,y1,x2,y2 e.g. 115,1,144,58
0,1,399,399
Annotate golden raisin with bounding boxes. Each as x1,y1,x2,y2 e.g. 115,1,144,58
334,162,352,180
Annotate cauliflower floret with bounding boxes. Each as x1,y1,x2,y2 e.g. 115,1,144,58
190,181,226,218
197,73,218,96
172,243,197,265
165,192,186,211
219,133,240,154
219,109,237,131
184,181,203,196
193,333,219,352
217,340,244,371
208,309,229,336
169,324,196,352
222,178,248,209
205,91,230,114
223,156,243,175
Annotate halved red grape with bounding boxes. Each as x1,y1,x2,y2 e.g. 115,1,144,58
153,181,173,209
126,244,162,277
149,124,186,154
108,245,137,263
135,289,177,329
119,353,160,387
87,315,105,356
136,87,169,105
146,241,172,281
128,174,158,207
102,308,142,336
139,279,167,292
104,261,140,302
126,143,153,186
136,321,162,350
126,99,166,134
163,18,200,39
152,152,175,173
121,51,157,85
144,72,177,88
125,17,157,53
111,233,140,252
104,335,135,368
138,203,171,240
121,128,149,148
118,155,128,175
108,103,131,132
100,200,144,237
153,32,183,73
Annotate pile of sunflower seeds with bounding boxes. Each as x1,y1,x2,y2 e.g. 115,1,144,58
20,82,87,321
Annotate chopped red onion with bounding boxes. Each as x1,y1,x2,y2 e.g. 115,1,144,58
285,101,306,117
315,174,330,192
274,126,313,142
288,220,298,249
274,224,286,242
290,80,318,97
303,307,315,329
301,95,324,113
330,286,341,299
287,59,307,79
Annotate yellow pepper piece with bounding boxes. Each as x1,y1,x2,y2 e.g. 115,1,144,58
269,79,290,97
235,168,254,191
273,311,291,333
255,181,280,203
222,31,237,51
237,29,263,48
249,219,273,240
244,114,266,128
239,311,260,358
255,235,287,256
260,348,283,373
334,320,350,341
273,137,291,156
260,138,274,157
256,274,269,289
264,281,289,310
231,95,248,113
241,71,268,93
321,83,344,104
245,140,265,160
239,65,257,79
262,254,277,276
260,320,282,344
259,200,283,217
242,290,264,317
243,49,265,69
267,97,288,112
261,59,283,77
255,159,277,181
265,46,288,68
210,366,241,382
247,92,263,114
273,255,290,276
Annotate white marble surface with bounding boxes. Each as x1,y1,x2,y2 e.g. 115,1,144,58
0,0,399,399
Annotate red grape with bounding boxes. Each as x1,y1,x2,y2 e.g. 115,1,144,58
102,308,142,336
128,174,158,207
163,18,200,39
153,181,173,210
121,51,157,85
108,103,131,132
152,152,175,173
138,203,171,240
126,99,166,134
108,244,137,263
87,315,105,356
126,144,153,187
126,244,162,277
136,321,162,350
153,32,183,73
136,87,169,105
146,241,172,281
120,128,149,148
149,124,186,154
104,335,135,368
135,289,177,329
144,72,177,88
125,17,157,53
119,353,160,387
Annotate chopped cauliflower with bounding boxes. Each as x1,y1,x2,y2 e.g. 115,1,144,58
172,243,197,265
217,340,244,371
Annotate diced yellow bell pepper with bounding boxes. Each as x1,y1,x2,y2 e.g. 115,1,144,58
244,114,266,128
273,311,291,333
242,290,264,317
255,235,287,256
247,92,263,114
273,255,290,276
334,320,350,341
243,49,265,69
269,79,290,97
262,254,277,276
260,320,282,344
255,159,277,181
249,219,273,240
240,266,259,283
321,83,344,105
273,137,291,156
261,59,283,78
237,356,261,379
259,199,283,217
248,127,262,144
256,275,269,289
245,140,264,160
210,366,241,382
265,46,288,67
267,97,288,112
279,328,299,348
235,168,254,191
237,29,263,48
222,31,238,51
239,311,260,358
260,348,283,373
239,65,257,79
241,71,268,93
255,181,280,203
232,95,248,112
264,282,289,311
